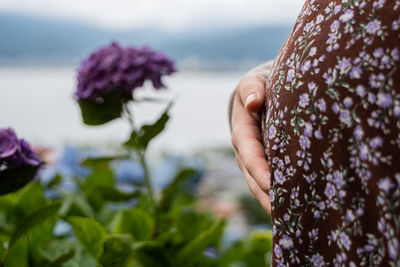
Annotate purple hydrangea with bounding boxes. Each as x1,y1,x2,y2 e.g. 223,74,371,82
0,128,42,168
0,128,19,159
75,42,176,103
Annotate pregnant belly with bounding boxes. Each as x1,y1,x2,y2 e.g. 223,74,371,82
261,0,400,265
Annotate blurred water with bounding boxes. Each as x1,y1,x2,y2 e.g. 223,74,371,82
0,65,244,153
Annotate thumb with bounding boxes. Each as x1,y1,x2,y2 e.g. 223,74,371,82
237,75,266,113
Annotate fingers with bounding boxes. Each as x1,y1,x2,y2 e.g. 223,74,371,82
231,67,271,215
236,74,266,113
236,154,271,215
231,96,271,193
240,138,271,192
232,127,270,193
232,88,261,128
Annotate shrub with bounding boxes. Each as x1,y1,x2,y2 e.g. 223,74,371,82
0,42,272,267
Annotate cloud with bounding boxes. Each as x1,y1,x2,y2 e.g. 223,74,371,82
0,0,305,30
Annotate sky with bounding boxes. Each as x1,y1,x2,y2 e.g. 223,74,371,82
0,0,304,30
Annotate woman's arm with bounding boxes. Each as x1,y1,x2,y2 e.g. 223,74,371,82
229,60,274,214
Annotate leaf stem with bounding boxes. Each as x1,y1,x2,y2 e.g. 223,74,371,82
140,150,160,239
122,103,135,131
138,150,155,213
122,104,157,213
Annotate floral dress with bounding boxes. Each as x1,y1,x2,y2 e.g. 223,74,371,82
262,0,400,266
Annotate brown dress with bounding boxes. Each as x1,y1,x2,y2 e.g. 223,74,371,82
262,0,400,266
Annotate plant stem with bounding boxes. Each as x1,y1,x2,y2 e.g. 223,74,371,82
122,104,135,130
122,103,158,236
139,150,155,212
122,104,157,213
140,150,160,239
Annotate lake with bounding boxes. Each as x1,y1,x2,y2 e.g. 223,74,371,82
0,66,246,154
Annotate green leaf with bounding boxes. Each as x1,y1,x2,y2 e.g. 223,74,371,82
135,192,152,212
240,230,273,267
82,158,115,189
40,239,76,261
81,157,115,212
66,216,108,259
0,194,20,235
71,194,95,218
218,230,273,267
96,186,141,202
249,230,273,253
46,248,76,267
10,202,61,246
27,213,59,266
40,239,94,267
0,165,41,195
100,234,132,267
115,208,154,241
239,194,272,226
77,91,124,126
82,156,127,167
47,174,62,188
72,250,97,267
177,207,213,241
123,131,141,150
217,241,245,266
132,241,169,267
0,234,8,260
60,194,95,218
17,181,45,216
4,237,29,267
124,103,172,150
158,168,197,212
176,219,225,265
0,192,19,212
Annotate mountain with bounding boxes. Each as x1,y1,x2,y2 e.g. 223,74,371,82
0,12,292,69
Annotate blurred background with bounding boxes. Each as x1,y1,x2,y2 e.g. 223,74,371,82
0,0,303,151
0,0,303,244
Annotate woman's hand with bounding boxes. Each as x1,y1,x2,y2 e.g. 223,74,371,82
230,61,273,215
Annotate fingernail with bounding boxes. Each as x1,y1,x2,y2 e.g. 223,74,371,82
245,93,257,108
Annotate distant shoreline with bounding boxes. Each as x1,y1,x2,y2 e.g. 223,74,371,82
0,58,264,72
